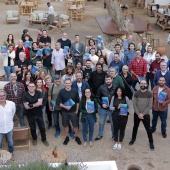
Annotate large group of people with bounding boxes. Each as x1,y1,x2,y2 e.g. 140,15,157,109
0,29,170,155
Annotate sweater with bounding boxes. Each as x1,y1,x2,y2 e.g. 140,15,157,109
112,75,125,88
132,90,152,115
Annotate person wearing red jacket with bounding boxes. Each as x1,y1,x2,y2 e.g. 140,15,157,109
14,40,30,61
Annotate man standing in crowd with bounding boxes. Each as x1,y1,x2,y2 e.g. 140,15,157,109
153,61,170,88
23,82,49,146
14,52,32,73
108,44,124,64
47,2,54,26
150,52,163,89
137,37,150,57
57,33,72,66
39,30,51,48
129,79,154,150
56,78,82,145
95,75,115,140
51,42,69,75
4,73,26,126
123,35,135,52
129,49,147,90
70,35,85,67
151,76,170,138
14,40,30,61
83,60,92,83
89,63,107,96
0,90,16,154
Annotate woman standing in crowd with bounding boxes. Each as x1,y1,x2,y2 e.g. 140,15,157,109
30,42,41,65
143,45,156,87
17,65,28,82
1,45,15,81
86,39,104,53
75,61,83,73
3,34,15,47
110,86,130,150
96,49,108,65
80,88,98,147
36,78,48,129
38,69,47,84
21,71,33,92
120,65,133,100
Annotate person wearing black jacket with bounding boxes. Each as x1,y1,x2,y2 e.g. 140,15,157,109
95,74,115,140
21,29,33,42
89,63,107,96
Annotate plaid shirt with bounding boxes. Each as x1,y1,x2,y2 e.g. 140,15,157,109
4,82,25,110
129,57,147,80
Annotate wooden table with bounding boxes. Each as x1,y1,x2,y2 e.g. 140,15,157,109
155,11,170,30
27,18,47,28
0,150,12,164
20,2,34,15
41,149,67,163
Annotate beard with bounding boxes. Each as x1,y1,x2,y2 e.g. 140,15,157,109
62,38,67,41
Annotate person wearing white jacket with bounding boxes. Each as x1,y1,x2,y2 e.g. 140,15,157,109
0,45,15,81
143,45,156,88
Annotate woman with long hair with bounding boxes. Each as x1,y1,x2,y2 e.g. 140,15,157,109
21,71,33,92
80,88,98,147
38,69,47,84
110,86,130,150
36,78,48,130
75,61,83,73
4,34,15,47
96,49,108,65
17,65,28,82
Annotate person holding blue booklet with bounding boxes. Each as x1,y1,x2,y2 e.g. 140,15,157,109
80,89,98,147
110,86,130,150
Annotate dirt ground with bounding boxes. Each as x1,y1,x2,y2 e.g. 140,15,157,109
0,0,170,170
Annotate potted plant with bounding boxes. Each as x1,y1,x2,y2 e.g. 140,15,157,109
52,146,57,158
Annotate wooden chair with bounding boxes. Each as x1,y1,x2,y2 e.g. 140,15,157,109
13,126,31,152
136,0,145,9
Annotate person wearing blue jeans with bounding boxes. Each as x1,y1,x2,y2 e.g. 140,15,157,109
0,90,16,153
95,74,115,140
43,66,54,78
17,104,26,126
4,66,15,81
80,89,98,147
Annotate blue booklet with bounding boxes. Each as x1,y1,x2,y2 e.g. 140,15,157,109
63,46,69,54
64,98,75,107
97,35,102,46
37,49,42,56
50,100,55,111
44,47,50,55
138,76,143,82
158,91,167,102
24,41,32,48
1,46,7,53
120,104,128,115
102,97,109,107
74,49,80,54
84,53,90,60
86,101,95,112
31,65,39,75
114,66,119,74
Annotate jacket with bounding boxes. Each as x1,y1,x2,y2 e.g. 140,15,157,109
14,45,30,60
153,85,170,111
70,42,85,57
0,50,15,66
71,81,90,93
96,84,115,109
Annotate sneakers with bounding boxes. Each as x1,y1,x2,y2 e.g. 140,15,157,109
89,141,93,147
83,142,87,147
75,137,82,145
113,143,118,150
95,136,103,141
117,144,122,150
55,131,60,138
151,128,156,133
63,136,70,145
69,131,75,139
129,139,136,145
162,133,167,138
150,143,154,151
48,125,52,130
32,140,37,146
42,140,49,147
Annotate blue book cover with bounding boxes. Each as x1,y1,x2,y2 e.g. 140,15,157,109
120,104,128,115
63,46,69,54
50,100,55,111
158,91,167,102
31,65,39,75
64,98,75,107
86,101,95,112
102,97,109,106
37,49,42,56
24,41,32,48
84,53,90,60
97,35,102,45
1,46,7,53
138,76,143,82
44,47,50,55
114,66,119,74
74,49,80,54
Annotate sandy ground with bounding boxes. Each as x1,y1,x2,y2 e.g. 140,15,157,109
0,0,170,169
